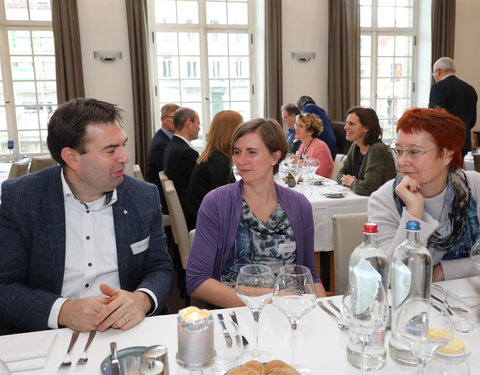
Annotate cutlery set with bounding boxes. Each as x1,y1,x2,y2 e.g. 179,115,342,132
218,311,249,349
58,330,96,369
317,300,349,330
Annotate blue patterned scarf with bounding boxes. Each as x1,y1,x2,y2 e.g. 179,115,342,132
393,170,479,260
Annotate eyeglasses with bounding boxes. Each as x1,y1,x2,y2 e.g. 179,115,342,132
295,123,305,128
391,147,440,159
164,115,174,119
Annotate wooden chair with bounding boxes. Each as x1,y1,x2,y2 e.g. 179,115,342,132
28,155,57,173
133,164,145,180
164,179,196,303
7,158,31,179
332,212,368,295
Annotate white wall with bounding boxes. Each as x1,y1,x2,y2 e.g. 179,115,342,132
455,0,480,132
77,0,135,174
281,0,329,111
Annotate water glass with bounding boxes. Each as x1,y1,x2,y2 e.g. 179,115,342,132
445,289,475,333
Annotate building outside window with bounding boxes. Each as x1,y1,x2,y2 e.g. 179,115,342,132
0,0,56,158
360,0,416,141
149,0,255,147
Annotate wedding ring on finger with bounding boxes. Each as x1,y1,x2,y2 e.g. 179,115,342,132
122,314,129,323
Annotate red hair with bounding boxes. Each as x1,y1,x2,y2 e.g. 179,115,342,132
396,107,465,171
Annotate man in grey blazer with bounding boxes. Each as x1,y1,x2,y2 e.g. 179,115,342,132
0,98,174,335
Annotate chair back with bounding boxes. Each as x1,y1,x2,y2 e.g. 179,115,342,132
332,212,368,295
28,155,56,173
159,171,173,231
164,179,193,269
133,164,145,180
332,153,346,180
7,159,31,179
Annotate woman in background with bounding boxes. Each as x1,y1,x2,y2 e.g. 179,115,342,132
295,113,334,178
186,110,243,229
336,106,396,196
369,107,480,281
186,118,325,307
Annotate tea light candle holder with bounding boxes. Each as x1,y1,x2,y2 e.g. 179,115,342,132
176,306,215,370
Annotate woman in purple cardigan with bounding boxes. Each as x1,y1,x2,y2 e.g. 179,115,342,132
186,118,326,307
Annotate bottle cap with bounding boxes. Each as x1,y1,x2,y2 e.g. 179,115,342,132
363,223,378,233
405,220,420,231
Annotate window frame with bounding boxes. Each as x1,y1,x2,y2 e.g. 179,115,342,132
147,0,257,150
0,0,55,158
360,0,418,143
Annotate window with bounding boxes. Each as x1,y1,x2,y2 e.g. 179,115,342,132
360,0,416,140
149,0,254,147
0,0,56,158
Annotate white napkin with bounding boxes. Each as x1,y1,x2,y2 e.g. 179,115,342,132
433,276,480,307
351,259,381,314
0,330,56,372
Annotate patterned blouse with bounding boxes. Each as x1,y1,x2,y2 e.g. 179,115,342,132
221,200,296,287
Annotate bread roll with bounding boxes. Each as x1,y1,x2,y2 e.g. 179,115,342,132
264,360,295,373
243,360,264,374
227,367,258,375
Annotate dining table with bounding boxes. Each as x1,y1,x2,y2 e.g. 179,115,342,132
281,176,369,253
4,292,479,375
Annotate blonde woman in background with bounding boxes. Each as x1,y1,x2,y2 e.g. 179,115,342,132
295,113,334,178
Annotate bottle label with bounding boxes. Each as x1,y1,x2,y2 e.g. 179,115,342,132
392,260,411,308
351,259,382,314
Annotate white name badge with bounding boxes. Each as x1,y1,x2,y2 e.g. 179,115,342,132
278,242,296,254
130,235,150,255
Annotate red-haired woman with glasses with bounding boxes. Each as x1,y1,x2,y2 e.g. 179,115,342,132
369,107,480,281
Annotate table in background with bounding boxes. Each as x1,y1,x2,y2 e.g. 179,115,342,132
8,294,480,375
285,177,369,292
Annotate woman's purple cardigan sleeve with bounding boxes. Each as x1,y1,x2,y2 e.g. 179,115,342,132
186,180,322,295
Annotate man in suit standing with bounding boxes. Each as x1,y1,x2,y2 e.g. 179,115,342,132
163,107,200,210
0,98,174,335
281,103,301,154
429,57,478,154
146,103,180,214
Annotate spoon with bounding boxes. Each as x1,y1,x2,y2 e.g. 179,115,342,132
317,301,348,330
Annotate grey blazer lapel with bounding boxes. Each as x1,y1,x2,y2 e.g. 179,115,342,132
112,183,132,288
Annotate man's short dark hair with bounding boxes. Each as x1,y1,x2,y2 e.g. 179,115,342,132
47,98,123,165
173,107,197,131
297,96,316,110
281,103,301,117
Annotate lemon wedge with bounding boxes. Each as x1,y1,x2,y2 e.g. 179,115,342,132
438,338,466,355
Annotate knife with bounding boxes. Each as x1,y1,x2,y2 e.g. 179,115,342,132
217,313,233,348
229,310,249,348
110,342,120,375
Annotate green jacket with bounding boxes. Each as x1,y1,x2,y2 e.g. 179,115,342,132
336,141,397,196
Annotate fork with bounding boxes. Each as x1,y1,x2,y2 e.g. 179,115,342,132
76,330,97,366
59,330,80,369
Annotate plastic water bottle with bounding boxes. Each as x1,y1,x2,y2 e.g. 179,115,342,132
346,223,389,370
389,220,433,366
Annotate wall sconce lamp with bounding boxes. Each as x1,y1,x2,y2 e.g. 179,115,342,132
291,52,316,63
93,51,122,63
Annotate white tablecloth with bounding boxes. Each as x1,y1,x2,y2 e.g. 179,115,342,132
5,294,479,375
287,178,369,252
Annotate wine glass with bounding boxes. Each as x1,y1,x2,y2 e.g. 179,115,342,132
235,264,275,362
469,239,480,271
305,158,320,184
273,265,316,374
394,298,454,375
341,279,388,374
428,343,470,375
289,160,303,186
